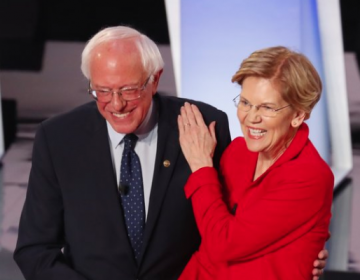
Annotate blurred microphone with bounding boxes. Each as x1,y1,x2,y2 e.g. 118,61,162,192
119,184,129,195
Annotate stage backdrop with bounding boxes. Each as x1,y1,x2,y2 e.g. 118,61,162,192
165,0,352,187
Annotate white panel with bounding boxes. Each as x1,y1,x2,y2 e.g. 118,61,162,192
165,0,181,96
317,0,353,185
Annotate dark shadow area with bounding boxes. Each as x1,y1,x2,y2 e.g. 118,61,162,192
0,0,169,71
351,129,360,150
2,98,17,151
325,270,360,280
341,0,360,70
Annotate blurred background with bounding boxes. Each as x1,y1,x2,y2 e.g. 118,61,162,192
0,0,359,279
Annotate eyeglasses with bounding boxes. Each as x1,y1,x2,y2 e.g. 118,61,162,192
233,95,291,117
88,76,151,103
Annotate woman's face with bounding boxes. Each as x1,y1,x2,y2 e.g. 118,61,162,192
237,76,304,157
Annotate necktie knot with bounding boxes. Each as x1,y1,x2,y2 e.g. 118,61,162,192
123,134,138,151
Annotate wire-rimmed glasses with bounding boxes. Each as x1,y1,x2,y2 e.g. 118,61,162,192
233,94,291,117
88,76,151,103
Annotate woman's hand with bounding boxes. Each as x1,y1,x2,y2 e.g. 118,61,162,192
178,102,217,172
312,249,328,280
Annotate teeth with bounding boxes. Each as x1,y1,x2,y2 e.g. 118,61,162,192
112,112,130,118
249,128,266,137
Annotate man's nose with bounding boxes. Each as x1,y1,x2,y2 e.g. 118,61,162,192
110,91,127,110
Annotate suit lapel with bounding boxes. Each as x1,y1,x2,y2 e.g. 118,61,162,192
138,95,181,264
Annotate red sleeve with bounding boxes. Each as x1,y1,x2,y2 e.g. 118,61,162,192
185,161,333,263
185,167,223,237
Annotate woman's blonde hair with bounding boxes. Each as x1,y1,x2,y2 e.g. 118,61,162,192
232,46,322,120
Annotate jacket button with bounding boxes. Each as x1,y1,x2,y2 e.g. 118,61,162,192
163,159,171,167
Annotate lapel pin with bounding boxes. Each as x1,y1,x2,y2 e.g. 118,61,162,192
163,160,171,168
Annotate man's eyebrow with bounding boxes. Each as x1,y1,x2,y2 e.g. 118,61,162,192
94,83,139,90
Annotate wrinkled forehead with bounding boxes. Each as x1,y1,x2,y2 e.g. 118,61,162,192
89,40,146,80
240,76,285,104
92,39,140,61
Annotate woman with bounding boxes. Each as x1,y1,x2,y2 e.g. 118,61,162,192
177,46,333,280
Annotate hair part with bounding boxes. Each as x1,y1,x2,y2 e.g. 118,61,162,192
232,46,322,119
81,26,164,80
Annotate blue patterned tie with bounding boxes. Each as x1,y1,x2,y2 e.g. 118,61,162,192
120,134,145,261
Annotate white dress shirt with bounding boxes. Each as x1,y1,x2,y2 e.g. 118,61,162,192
106,100,158,219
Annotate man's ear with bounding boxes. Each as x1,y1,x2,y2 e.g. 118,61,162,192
291,111,306,128
151,69,163,95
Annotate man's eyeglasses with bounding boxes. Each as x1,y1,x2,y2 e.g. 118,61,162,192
88,76,151,103
233,95,291,117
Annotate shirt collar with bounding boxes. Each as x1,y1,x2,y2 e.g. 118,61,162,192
107,100,158,149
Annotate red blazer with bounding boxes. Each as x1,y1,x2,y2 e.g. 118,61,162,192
179,123,333,280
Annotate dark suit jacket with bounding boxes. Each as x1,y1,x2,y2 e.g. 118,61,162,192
14,94,231,280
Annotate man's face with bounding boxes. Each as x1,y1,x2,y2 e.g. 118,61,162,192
89,40,162,134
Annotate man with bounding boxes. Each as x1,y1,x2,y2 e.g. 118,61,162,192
14,26,327,280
